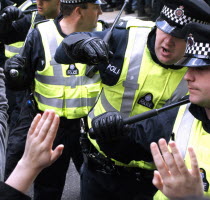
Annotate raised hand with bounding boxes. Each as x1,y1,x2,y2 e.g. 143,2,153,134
150,138,203,199
5,110,64,194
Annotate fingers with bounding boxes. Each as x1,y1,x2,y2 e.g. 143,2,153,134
32,110,50,138
150,141,170,177
43,113,60,147
28,110,60,145
168,141,189,176
27,113,41,136
188,147,200,177
158,139,180,176
37,110,60,146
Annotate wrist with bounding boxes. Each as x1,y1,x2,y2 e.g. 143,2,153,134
5,159,41,194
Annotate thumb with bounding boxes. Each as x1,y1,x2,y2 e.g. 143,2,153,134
51,144,64,163
152,170,163,190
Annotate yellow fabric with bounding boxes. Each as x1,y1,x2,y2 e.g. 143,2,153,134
87,19,187,169
34,20,101,119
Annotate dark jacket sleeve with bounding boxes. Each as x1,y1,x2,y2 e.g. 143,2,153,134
55,27,129,86
0,13,32,44
5,28,45,90
0,182,31,200
99,107,179,164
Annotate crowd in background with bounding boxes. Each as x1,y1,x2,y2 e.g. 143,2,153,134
101,0,163,21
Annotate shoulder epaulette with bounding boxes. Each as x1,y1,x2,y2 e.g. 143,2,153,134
97,19,109,30
34,19,50,28
126,18,155,29
115,19,128,29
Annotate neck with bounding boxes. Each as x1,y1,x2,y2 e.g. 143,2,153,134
59,17,76,35
205,108,210,120
59,16,93,35
45,7,60,19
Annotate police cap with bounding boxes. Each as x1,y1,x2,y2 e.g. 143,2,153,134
60,0,106,4
176,23,210,67
156,0,210,38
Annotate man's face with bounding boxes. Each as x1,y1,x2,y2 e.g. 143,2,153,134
80,3,102,31
37,0,60,19
155,28,186,65
184,66,210,108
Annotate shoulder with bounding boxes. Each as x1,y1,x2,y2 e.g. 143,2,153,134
33,19,50,28
97,19,109,30
115,18,155,29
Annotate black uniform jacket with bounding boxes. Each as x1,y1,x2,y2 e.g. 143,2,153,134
0,182,31,200
0,5,44,45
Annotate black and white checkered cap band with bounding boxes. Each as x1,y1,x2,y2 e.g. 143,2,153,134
186,42,210,56
60,0,93,3
162,5,209,26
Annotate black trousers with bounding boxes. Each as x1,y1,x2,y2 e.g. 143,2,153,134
80,163,157,200
5,98,84,200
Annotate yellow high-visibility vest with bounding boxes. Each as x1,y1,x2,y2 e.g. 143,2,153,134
34,20,103,119
88,19,188,169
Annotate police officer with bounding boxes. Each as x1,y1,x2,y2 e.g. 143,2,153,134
150,22,210,199
0,0,60,130
4,0,106,199
54,0,210,199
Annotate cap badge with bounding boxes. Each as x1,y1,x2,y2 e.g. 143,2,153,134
174,5,184,18
187,33,194,47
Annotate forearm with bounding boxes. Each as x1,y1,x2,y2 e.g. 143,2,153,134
5,160,41,194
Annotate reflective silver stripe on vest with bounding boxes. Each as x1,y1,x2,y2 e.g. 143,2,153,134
164,78,188,106
5,45,22,54
19,0,34,10
120,28,150,118
36,21,100,108
35,73,101,88
175,103,194,158
93,27,151,119
34,92,97,108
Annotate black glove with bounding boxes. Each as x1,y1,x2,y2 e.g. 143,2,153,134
91,111,130,143
62,33,111,65
0,6,24,33
4,54,25,79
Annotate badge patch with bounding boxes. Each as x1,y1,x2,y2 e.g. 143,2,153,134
174,6,184,18
66,64,79,75
187,33,194,47
105,64,120,76
200,168,209,192
138,93,154,109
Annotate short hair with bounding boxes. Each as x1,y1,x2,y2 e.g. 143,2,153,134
60,2,88,16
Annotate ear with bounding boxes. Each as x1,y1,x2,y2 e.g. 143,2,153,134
74,6,83,17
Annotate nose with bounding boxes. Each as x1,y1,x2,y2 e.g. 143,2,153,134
98,6,103,15
164,34,175,46
184,68,195,82
36,0,42,5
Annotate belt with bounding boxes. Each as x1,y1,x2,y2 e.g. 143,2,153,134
83,152,154,181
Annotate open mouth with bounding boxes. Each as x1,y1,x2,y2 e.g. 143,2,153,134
162,47,170,53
